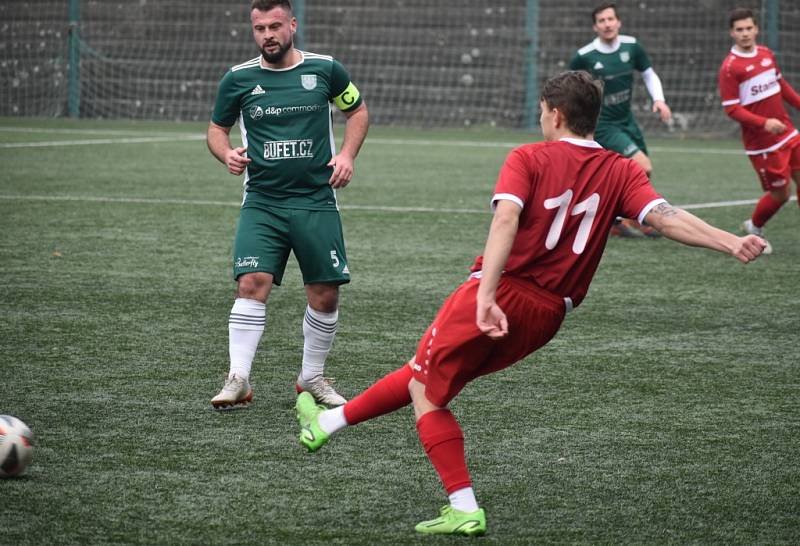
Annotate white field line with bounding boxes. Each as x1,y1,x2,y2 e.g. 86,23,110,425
0,193,793,213
367,138,744,156
0,127,174,136
0,135,205,148
0,127,743,155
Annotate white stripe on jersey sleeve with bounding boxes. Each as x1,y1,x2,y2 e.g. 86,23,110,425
232,57,261,72
638,198,667,225
491,193,524,210
722,99,740,105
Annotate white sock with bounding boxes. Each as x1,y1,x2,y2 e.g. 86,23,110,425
317,405,349,435
449,487,479,513
301,305,338,381
228,298,266,379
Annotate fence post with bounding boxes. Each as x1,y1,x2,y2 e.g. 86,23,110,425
525,0,539,131
294,0,306,50
68,0,81,118
765,0,779,55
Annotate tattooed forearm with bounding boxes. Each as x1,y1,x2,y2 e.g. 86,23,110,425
651,203,678,217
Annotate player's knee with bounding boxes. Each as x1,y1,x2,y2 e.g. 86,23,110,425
409,379,442,420
237,272,271,301
306,283,339,313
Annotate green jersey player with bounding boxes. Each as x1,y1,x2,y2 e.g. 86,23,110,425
207,0,369,409
570,2,671,237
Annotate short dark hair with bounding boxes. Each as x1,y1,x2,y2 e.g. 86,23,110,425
729,7,757,28
251,0,292,13
592,2,618,23
540,71,603,137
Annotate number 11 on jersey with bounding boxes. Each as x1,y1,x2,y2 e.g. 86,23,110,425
543,190,600,254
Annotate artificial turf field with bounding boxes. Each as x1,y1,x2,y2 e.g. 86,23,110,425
0,117,798,545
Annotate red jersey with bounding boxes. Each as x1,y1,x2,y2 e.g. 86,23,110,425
718,45,800,154
470,139,663,308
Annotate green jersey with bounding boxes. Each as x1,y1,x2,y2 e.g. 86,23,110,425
211,51,363,210
569,35,651,124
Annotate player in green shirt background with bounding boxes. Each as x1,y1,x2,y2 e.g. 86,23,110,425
207,0,369,409
570,2,672,237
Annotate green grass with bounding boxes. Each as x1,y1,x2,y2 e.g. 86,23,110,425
1,118,798,545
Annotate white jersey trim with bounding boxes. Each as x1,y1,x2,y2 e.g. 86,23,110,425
232,57,261,72
237,114,250,199
491,193,524,210
731,46,758,58
258,51,306,72
582,35,637,55
300,50,333,62
637,198,667,225
327,102,340,211
721,98,740,106
577,41,597,56
560,137,603,148
745,129,799,155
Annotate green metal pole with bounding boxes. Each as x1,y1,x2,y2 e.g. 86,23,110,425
294,0,306,50
765,0,779,55
525,0,539,131
68,0,81,118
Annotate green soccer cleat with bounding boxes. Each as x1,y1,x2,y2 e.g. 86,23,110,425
296,392,330,452
415,505,487,536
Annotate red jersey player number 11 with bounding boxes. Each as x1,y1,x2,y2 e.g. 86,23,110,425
294,71,767,537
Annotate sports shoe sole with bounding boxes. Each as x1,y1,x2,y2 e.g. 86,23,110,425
211,390,253,411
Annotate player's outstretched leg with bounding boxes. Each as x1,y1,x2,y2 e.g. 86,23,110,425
415,505,487,536
296,392,330,452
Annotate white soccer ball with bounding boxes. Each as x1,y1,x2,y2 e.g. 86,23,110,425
0,415,34,478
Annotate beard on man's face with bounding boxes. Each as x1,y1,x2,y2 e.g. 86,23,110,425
261,36,293,63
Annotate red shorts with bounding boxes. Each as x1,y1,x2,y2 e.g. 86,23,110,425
748,136,800,191
410,276,566,407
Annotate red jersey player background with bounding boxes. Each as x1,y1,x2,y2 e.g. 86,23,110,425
719,7,800,254
294,71,766,537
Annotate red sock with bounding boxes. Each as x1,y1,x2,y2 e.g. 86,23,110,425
752,193,785,227
342,364,413,425
416,409,472,494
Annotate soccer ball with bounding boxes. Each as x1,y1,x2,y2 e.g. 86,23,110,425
0,415,34,478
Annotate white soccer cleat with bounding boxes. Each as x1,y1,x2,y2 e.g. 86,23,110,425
295,374,346,407
741,219,762,235
741,219,773,254
211,375,253,410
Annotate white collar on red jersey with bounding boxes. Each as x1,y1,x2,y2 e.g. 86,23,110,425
560,137,603,148
730,45,759,58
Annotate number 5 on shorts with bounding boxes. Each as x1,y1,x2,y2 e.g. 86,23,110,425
330,250,340,268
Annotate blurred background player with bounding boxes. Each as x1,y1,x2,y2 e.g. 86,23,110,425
207,0,369,409
294,71,765,536
570,2,672,238
719,7,800,255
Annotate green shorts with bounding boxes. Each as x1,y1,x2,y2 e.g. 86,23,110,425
233,202,350,286
595,118,648,157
